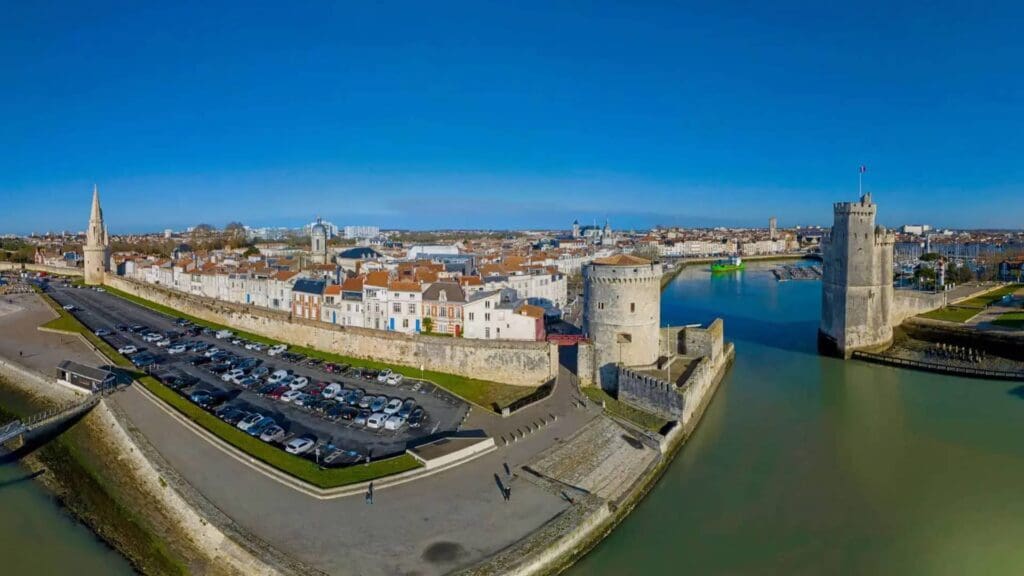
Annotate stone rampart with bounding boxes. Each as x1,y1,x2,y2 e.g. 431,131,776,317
0,262,84,277
891,290,946,326
105,276,556,386
618,367,683,420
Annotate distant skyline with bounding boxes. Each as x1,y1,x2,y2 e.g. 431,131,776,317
3,2,1024,233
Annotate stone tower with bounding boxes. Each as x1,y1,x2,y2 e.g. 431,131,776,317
572,219,580,238
819,193,895,358
310,217,328,265
83,185,110,285
582,254,663,391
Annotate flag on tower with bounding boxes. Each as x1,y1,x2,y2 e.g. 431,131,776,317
859,165,867,173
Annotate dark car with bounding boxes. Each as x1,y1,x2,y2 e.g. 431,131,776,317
216,407,249,425
167,375,199,391
408,407,425,428
304,358,322,368
115,324,129,332
207,363,231,375
339,406,359,421
362,369,379,380
131,352,157,368
188,355,211,366
257,382,279,395
194,391,226,410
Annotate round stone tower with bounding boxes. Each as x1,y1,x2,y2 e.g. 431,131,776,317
582,254,663,391
310,217,329,265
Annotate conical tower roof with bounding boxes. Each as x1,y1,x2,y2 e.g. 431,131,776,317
90,184,103,222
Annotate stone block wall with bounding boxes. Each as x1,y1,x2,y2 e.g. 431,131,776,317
0,262,85,277
577,341,595,387
618,367,683,420
105,276,557,387
682,319,724,363
891,290,946,326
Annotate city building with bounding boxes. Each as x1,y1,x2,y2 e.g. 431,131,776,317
421,282,466,336
343,225,380,239
387,280,423,333
291,278,326,320
310,217,329,265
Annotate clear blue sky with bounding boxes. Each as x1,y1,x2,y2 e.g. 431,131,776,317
2,1,1022,234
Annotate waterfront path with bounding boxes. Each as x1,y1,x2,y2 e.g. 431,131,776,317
0,291,604,576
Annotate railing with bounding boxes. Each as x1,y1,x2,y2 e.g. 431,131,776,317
0,394,103,444
852,351,1024,381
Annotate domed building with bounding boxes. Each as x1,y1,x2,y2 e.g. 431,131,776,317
310,217,329,265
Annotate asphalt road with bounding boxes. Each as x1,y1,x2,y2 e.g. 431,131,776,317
46,284,470,460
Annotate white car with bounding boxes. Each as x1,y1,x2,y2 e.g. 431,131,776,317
203,347,221,358
322,383,342,399
386,373,403,386
244,342,260,350
155,338,172,348
288,376,309,390
384,415,406,431
284,436,316,455
168,344,187,355
383,398,403,415
117,345,137,355
236,413,264,431
222,369,245,382
267,369,290,385
215,330,233,340
143,332,163,343
95,288,105,293
280,390,304,403
62,304,75,310
268,344,288,356
259,425,286,443
377,369,392,383
366,413,386,430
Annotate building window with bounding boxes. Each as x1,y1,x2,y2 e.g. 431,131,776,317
630,302,635,313
468,312,475,321
598,302,605,310
408,303,416,314
485,313,491,321
485,327,490,338
439,306,447,317
402,319,409,328
393,303,401,313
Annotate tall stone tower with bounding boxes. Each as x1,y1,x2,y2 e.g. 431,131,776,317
769,216,778,241
582,254,663,391
572,219,580,238
83,185,110,285
310,217,328,265
819,193,895,358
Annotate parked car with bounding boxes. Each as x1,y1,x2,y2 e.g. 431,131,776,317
117,344,138,355
259,425,286,443
294,393,316,407
215,330,233,339
244,342,260,350
339,406,359,421
250,366,270,380
366,413,386,429
377,369,392,383
383,398,403,415
407,407,425,428
94,328,111,337
267,369,290,384
354,409,371,426
288,376,309,391
322,383,342,399
131,353,157,368
143,332,163,343
246,418,277,437
357,395,373,409
188,355,211,366
222,368,245,382
370,396,388,413
203,347,221,358
268,344,288,356
386,373,403,386
115,324,129,332
267,386,290,399
166,375,198,391
168,343,188,355
284,435,316,455
343,389,365,406
280,389,303,403
384,415,406,431
398,399,416,418
191,342,210,353
155,338,173,348
237,376,258,388
62,304,75,310
237,413,265,431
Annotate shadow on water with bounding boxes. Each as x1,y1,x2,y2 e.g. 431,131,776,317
676,306,820,355
0,468,45,490
1007,385,1024,400
0,409,91,465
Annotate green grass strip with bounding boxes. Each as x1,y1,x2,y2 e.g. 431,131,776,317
101,284,537,412
582,387,670,433
38,291,134,367
993,311,1024,329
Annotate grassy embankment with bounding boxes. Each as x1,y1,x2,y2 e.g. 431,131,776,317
35,288,421,489
994,311,1024,329
582,387,669,433
920,284,1023,323
0,382,187,575
101,284,536,411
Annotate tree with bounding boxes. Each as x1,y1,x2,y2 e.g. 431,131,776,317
422,316,433,334
242,245,261,257
920,252,941,262
224,222,247,249
632,244,661,262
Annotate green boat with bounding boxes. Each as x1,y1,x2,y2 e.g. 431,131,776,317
711,256,745,272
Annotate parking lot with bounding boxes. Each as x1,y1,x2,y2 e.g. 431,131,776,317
45,282,470,464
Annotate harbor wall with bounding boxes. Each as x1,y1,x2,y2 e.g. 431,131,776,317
891,291,947,326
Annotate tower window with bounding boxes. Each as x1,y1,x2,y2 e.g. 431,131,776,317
630,302,635,312
598,302,605,310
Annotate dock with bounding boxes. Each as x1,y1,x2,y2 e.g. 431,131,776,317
772,265,822,282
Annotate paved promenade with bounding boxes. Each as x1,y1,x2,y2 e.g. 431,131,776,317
0,291,604,575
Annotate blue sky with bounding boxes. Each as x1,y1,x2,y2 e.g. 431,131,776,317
2,1,1022,233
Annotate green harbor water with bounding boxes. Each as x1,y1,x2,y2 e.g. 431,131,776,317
0,386,135,575
571,261,1024,575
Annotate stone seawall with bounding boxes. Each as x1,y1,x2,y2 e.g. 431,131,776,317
105,276,557,387
0,359,286,576
891,290,947,326
901,318,1024,360
0,262,85,277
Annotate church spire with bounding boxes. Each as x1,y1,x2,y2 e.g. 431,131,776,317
90,184,103,222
